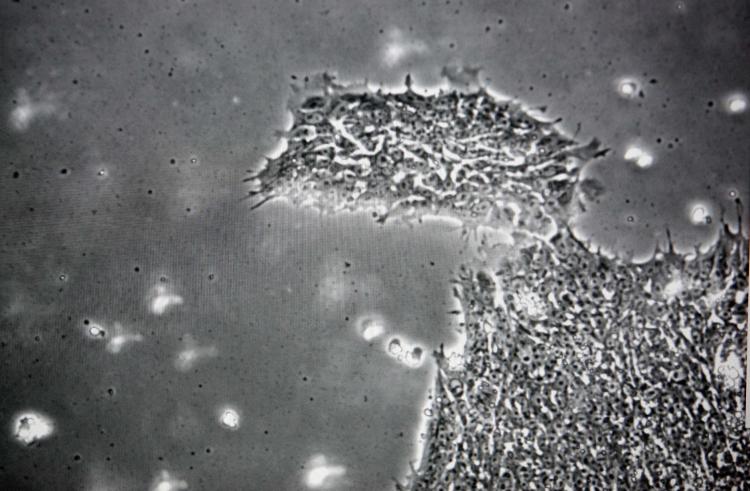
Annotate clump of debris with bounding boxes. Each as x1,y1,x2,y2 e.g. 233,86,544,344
248,73,749,489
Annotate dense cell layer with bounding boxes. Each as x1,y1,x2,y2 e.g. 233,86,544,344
410,233,748,490
246,75,605,242
247,76,749,489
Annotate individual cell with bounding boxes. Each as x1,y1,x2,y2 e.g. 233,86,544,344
218,407,240,430
10,410,55,446
615,77,641,99
149,285,184,315
623,145,654,168
150,470,188,491
723,92,747,114
303,454,346,489
355,315,386,342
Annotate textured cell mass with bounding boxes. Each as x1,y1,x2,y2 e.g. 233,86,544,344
247,75,749,489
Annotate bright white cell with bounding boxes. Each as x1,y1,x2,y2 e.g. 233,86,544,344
623,146,643,160
88,324,106,338
304,454,346,489
635,153,653,168
150,470,188,491
689,202,712,225
219,407,240,430
724,93,747,114
11,411,55,446
623,145,654,168
149,286,184,315
357,316,385,342
616,78,639,98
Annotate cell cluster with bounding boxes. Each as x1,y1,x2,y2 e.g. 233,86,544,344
246,75,605,241
411,232,748,490
247,75,749,490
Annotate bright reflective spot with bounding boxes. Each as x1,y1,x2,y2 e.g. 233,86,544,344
304,454,346,489
8,88,58,132
616,77,640,98
150,470,188,491
11,411,55,446
724,92,747,114
356,316,385,342
87,324,106,338
149,285,184,315
623,145,654,168
688,202,713,225
218,407,240,430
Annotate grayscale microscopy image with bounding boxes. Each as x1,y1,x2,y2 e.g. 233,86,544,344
0,1,748,490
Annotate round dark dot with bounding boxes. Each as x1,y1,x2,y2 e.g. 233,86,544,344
12,171,19,178
60,168,68,175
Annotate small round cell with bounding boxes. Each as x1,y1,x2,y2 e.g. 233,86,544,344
219,408,240,430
